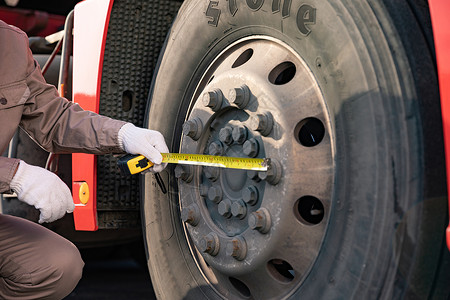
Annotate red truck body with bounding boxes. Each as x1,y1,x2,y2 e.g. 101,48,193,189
71,0,113,231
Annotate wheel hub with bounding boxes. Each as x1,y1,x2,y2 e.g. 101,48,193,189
177,37,334,298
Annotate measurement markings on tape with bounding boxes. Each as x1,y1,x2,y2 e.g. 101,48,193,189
118,153,270,176
161,153,269,171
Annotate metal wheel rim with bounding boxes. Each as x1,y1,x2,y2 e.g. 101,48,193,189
176,36,335,299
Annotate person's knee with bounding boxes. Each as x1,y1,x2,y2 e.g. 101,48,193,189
47,240,84,299
0,237,84,299
59,241,84,286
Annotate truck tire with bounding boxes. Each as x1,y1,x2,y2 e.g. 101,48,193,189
142,0,449,299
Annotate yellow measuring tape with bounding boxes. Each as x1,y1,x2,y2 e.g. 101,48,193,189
118,153,269,175
162,153,269,170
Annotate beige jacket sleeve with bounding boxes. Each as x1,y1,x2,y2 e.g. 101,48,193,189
0,21,127,193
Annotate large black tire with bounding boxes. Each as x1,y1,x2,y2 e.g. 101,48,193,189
142,0,449,299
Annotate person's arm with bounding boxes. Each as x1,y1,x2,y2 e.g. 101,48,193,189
18,28,169,168
1,24,168,224
0,22,122,155
20,43,126,155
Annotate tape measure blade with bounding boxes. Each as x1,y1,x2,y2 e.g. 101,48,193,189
160,153,268,171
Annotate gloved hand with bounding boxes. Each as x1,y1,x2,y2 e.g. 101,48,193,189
118,123,169,173
10,160,75,224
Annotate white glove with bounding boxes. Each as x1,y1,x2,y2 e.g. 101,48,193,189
118,123,169,173
10,160,75,224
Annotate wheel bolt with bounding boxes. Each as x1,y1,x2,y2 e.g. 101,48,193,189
226,236,247,260
202,89,223,112
250,112,273,136
199,184,209,197
247,170,261,182
229,85,250,109
231,200,247,219
258,158,281,185
242,185,258,206
248,208,271,234
175,165,193,183
232,126,247,144
199,232,220,256
209,141,224,156
208,186,223,204
219,126,233,145
218,198,232,218
243,138,259,157
182,117,203,141
181,204,200,226
204,166,219,182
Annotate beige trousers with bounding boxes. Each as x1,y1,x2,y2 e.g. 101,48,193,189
0,214,84,299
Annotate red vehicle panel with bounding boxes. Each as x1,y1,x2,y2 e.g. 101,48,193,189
71,0,114,231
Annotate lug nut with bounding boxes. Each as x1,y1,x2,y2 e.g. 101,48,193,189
182,117,203,140
250,112,274,136
258,158,281,185
231,200,247,219
181,204,200,226
199,232,220,256
204,166,220,182
202,89,223,112
199,184,209,197
209,141,224,156
208,186,223,203
243,138,259,157
218,198,232,218
175,165,193,183
229,85,250,109
219,126,233,145
232,126,248,144
226,236,247,260
242,185,258,206
247,170,261,182
248,208,271,234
